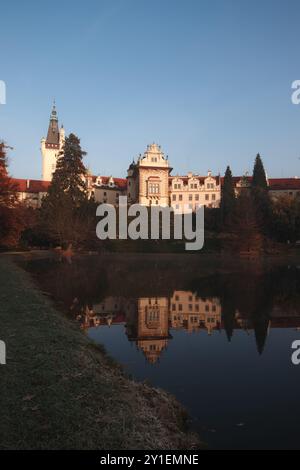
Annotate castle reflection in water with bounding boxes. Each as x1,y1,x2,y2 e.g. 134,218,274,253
71,291,300,364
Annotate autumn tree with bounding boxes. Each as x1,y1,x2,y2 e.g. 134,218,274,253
0,142,24,248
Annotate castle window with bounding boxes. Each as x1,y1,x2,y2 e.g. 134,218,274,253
195,194,199,201
205,194,209,201
172,194,176,201
189,194,192,201
148,182,160,194
179,194,183,201
212,194,216,201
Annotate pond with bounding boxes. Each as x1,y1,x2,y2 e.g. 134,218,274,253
25,254,300,450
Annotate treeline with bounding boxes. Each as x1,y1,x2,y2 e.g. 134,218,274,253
207,154,300,253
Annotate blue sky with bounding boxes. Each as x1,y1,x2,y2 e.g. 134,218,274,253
1,0,300,179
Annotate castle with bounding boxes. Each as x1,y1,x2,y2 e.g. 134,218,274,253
11,104,300,208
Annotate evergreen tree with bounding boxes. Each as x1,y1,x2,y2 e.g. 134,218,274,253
252,153,268,189
251,153,271,235
51,133,87,205
220,165,236,229
40,133,95,248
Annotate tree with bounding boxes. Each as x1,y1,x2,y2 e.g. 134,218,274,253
232,190,264,255
271,195,300,243
50,133,87,205
220,166,236,229
0,142,24,248
251,153,271,235
252,153,268,190
40,133,95,248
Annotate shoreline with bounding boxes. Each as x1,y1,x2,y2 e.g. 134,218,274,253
0,256,201,450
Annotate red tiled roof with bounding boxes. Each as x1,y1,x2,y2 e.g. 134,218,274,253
220,176,300,190
11,175,300,194
268,178,300,190
11,178,51,193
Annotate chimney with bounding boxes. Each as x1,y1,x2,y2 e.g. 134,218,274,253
26,179,30,190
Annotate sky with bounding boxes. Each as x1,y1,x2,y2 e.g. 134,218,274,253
1,0,300,180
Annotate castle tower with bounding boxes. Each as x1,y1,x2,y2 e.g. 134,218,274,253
40,102,65,181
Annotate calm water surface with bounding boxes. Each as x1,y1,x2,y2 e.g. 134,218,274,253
26,256,300,449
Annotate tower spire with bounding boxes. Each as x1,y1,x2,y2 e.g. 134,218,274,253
46,101,59,148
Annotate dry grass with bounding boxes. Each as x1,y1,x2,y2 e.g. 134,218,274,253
0,256,201,450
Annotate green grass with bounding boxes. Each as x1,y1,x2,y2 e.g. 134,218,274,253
0,256,200,450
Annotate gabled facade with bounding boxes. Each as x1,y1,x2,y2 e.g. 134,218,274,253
169,171,221,211
127,143,171,207
127,144,221,211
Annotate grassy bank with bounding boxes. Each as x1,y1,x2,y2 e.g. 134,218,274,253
0,256,200,450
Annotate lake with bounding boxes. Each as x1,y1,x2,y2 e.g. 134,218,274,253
25,254,300,449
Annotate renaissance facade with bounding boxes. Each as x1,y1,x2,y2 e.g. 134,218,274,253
10,104,300,209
